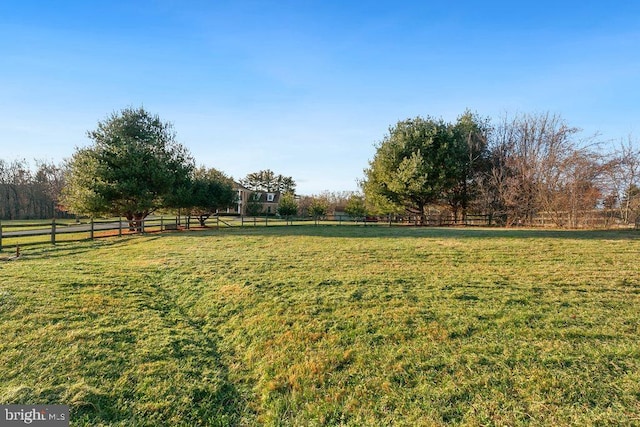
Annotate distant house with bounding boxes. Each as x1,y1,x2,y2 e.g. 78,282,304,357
252,191,281,215
225,182,281,216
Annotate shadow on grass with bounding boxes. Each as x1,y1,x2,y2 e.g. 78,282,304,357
5,235,164,260
2,237,249,425
68,273,248,426
7,226,638,261
166,224,640,241
70,333,246,427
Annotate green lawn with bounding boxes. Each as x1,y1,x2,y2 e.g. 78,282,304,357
1,226,640,426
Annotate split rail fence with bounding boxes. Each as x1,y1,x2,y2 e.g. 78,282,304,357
0,217,188,252
0,215,327,251
0,214,498,252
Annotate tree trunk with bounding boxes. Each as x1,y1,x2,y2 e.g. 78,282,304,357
126,212,145,232
452,206,459,224
126,213,136,231
198,214,209,227
134,214,144,232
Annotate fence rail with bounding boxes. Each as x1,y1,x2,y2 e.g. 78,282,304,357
0,215,301,250
0,216,180,251
0,213,499,252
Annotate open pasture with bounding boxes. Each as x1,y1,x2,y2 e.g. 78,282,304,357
1,225,639,425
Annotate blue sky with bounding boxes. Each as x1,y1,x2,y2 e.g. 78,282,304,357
1,1,639,194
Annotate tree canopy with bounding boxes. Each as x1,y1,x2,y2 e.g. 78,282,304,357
183,167,236,226
308,197,328,225
241,169,296,194
277,193,298,222
362,113,488,223
62,107,194,223
344,194,367,220
0,159,66,220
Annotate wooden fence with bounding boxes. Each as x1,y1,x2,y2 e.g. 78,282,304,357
0,213,498,252
0,215,326,251
0,217,183,251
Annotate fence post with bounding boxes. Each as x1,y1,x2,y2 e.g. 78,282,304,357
51,219,56,245
160,216,164,231
90,218,94,240
0,221,3,251
141,218,145,234
119,217,122,237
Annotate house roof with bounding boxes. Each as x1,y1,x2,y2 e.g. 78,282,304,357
253,191,281,204
233,182,251,191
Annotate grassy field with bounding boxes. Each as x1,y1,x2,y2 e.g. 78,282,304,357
1,225,640,426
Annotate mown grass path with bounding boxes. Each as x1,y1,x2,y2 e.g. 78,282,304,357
1,226,640,425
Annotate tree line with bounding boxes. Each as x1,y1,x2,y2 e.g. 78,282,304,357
362,111,640,227
0,159,66,220
2,107,639,228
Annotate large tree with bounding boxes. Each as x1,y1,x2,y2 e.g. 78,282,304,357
241,169,296,194
62,107,194,227
362,116,468,224
479,112,588,227
181,167,236,226
444,111,491,222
